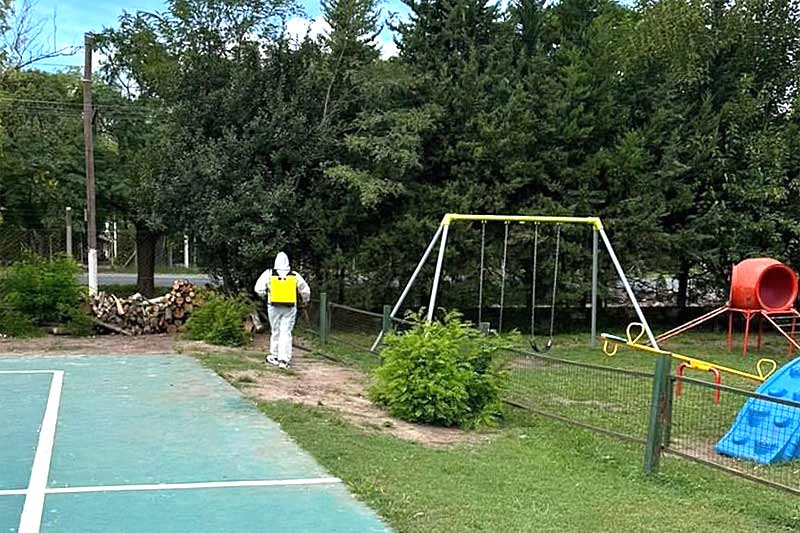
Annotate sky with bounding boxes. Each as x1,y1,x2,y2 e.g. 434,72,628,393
27,0,405,69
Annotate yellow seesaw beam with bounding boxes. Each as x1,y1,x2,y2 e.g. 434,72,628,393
601,323,778,383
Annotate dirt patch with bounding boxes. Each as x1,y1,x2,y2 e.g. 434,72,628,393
226,347,489,447
550,397,623,411
0,334,177,355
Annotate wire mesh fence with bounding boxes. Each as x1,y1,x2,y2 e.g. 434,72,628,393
664,375,800,494
293,299,321,340
0,227,67,264
505,348,654,443
328,303,384,354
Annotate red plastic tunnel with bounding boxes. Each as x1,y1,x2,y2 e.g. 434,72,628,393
729,258,799,311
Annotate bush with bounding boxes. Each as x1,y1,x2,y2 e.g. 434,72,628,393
184,293,254,347
61,309,94,336
0,256,86,337
0,304,42,338
371,312,510,428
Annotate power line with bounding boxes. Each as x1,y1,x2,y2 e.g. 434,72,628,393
0,96,164,112
0,104,163,119
20,62,82,69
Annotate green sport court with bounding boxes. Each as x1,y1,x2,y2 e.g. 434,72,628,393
0,355,389,532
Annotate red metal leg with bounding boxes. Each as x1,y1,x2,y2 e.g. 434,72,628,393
675,363,689,399
743,313,752,357
757,314,763,352
727,312,734,352
709,368,721,405
790,315,797,357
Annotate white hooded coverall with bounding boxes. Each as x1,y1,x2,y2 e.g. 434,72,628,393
254,252,311,363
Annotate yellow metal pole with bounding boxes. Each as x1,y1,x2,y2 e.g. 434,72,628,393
441,213,603,230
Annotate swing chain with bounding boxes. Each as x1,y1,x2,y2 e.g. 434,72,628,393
531,223,539,338
499,221,509,334
478,221,486,327
530,223,561,353
549,225,561,338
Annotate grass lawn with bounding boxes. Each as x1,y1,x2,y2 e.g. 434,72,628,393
197,326,800,532
259,402,799,532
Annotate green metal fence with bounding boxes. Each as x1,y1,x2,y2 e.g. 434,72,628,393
505,348,653,444
301,293,800,495
328,302,384,354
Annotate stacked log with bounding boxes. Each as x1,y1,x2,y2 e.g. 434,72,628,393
90,280,199,336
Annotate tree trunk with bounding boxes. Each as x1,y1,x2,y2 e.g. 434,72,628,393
677,259,690,309
136,224,158,297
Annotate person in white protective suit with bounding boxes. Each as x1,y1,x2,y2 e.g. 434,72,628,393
254,252,311,369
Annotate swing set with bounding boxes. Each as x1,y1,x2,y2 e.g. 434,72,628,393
475,220,561,351
371,213,660,355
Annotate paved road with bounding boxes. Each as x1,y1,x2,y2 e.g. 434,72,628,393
79,273,212,288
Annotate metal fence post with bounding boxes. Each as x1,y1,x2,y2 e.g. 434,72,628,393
319,292,329,345
661,376,674,450
644,355,673,473
382,305,392,335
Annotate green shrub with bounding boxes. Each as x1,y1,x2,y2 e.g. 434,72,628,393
61,309,94,336
371,312,510,428
0,256,87,336
0,304,42,338
0,255,84,322
184,293,254,347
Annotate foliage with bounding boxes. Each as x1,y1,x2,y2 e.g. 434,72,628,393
371,312,509,428
0,256,85,331
60,308,94,337
0,303,40,337
184,293,255,347
5,0,800,311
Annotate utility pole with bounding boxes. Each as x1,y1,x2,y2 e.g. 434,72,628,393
65,207,72,258
82,33,98,294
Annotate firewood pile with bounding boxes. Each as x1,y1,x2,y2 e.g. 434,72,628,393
90,280,198,336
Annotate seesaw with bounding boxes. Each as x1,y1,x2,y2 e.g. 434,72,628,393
601,323,778,404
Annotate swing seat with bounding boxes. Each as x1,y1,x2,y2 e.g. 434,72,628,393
529,338,554,354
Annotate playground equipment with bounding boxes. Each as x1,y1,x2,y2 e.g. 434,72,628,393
602,322,778,404
657,258,800,357
716,358,800,464
371,214,658,353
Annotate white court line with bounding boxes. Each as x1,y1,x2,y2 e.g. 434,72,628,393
46,477,342,495
0,477,342,498
18,370,63,533
0,489,27,496
0,370,60,374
